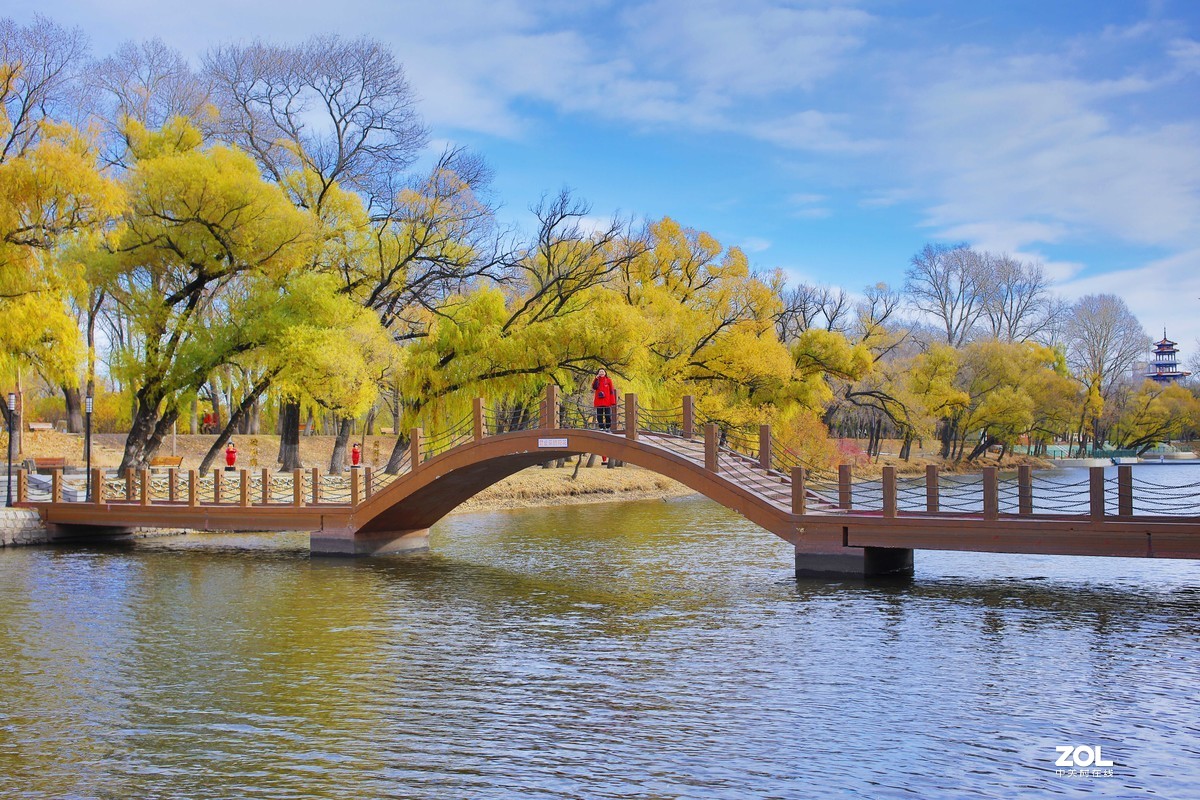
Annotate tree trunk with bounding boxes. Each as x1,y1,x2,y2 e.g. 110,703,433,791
329,418,353,474
199,374,276,473
966,433,996,462
278,401,303,471
384,431,411,474
62,385,84,433
364,405,377,436
208,379,223,431
119,388,180,472
939,419,955,459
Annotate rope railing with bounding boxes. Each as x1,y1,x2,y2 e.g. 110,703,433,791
638,405,683,436
558,397,623,432
19,392,1200,522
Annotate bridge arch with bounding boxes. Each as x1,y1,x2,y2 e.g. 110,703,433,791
312,429,799,555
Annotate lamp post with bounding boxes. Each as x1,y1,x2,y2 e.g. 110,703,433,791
6,392,15,507
85,394,93,502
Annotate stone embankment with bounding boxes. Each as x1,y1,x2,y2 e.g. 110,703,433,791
0,508,51,547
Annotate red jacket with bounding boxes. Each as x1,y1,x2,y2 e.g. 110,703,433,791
592,375,616,407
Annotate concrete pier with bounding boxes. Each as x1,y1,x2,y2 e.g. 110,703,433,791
309,528,430,557
794,545,914,579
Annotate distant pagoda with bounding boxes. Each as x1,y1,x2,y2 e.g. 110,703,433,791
1147,331,1192,384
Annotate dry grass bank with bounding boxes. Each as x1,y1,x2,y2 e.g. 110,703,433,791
845,438,1054,478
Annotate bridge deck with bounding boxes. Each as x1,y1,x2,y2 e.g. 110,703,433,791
15,390,1200,561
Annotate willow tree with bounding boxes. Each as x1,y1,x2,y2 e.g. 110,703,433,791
89,119,313,470
614,217,869,438
383,191,645,472
0,89,122,448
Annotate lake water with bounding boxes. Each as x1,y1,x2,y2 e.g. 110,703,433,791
1,483,1198,797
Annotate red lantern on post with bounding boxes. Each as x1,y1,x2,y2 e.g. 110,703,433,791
225,442,237,471
351,443,361,467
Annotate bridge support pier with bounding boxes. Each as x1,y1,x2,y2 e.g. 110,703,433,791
794,545,913,579
309,528,430,557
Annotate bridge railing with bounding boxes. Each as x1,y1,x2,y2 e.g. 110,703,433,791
20,389,1200,520
825,464,1200,519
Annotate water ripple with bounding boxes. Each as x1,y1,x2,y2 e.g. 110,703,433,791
0,496,1197,797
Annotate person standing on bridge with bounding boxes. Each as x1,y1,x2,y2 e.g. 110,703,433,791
592,368,617,432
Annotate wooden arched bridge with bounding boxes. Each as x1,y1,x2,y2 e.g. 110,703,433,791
17,387,1200,577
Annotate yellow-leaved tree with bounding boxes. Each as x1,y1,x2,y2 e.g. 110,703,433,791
0,76,122,393
87,118,316,470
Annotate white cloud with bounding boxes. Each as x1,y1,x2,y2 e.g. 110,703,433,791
622,0,873,96
898,52,1200,253
740,236,772,253
1055,248,1200,342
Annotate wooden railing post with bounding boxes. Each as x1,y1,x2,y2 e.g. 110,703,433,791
51,470,62,504
882,466,897,517
168,468,178,502
261,468,270,506
239,469,250,507
350,467,360,506
311,467,321,505
791,467,806,515
364,467,374,499
293,468,304,507
542,384,559,429
759,425,771,471
92,468,103,505
1090,466,1106,518
704,423,718,472
625,393,638,441
838,464,852,510
409,427,422,469
139,468,150,506
125,468,134,501
682,396,694,439
1018,465,1032,515
1118,465,1133,516
187,470,197,508
17,468,27,504
925,465,939,513
983,467,998,520
213,469,222,504
473,397,485,440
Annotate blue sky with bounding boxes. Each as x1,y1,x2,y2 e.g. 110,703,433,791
13,0,1200,355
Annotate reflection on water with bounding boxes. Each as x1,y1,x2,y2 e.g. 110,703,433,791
1,494,1198,798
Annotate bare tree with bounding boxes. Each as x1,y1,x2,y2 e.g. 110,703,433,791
980,255,1054,342
92,38,214,164
904,243,987,347
204,34,427,215
0,15,89,162
1065,294,1150,398
774,282,852,342
1033,296,1072,350
853,282,905,349
1065,294,1150,451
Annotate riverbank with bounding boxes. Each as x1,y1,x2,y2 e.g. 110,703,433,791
453,465,695,513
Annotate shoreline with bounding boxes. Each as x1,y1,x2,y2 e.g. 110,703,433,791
451,465,697,514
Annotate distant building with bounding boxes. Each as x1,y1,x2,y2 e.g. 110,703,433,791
1146,332,1192,384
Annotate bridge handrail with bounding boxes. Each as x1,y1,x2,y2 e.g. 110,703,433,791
482,403,542,433
636,405,684,436
22,390,1200,522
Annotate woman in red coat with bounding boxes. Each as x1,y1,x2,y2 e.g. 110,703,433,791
592,368,616,431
